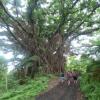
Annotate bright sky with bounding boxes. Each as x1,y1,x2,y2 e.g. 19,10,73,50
0,51,13,59
0,51,14,72
0,51,24,72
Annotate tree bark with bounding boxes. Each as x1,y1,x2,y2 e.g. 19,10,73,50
46,46,65,73
41,34,69,73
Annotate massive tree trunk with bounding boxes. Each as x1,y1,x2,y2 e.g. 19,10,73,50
45,46,65,73
41,33,70,73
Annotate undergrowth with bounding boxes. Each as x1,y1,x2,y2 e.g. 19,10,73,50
0,74,53,100
80,74,100,100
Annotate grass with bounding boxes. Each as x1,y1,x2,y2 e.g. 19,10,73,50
0,74,54,100
80,74,100,100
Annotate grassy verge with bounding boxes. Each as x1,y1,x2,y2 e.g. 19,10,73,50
0,74,53,100
80,74,100,100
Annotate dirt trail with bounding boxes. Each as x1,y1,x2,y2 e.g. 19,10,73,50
35,81,85,100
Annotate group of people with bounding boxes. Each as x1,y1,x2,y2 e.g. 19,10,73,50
59,71,79,85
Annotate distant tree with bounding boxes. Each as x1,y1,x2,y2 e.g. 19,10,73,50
66,55,91,73
0,56,8,91
0,56,7,80
86,36,100,81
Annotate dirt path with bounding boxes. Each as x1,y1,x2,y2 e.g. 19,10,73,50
35,81,85,100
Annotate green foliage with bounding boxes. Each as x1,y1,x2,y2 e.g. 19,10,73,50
80,58,100,100
65,55,91,73
0,74,53,100
87,60,100,72
91,40,100,46
86,60,100,81
0,56,7,81
66,54,100,100
80,74,100,100
0,56,7,65
16,55,40,68
0,9,4,16
1,0,9,5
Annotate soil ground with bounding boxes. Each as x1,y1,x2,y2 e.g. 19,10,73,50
35,78,85,100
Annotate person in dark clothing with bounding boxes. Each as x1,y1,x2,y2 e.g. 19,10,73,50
59,72,65,83
61,72,64,77
72,71,79,84
73,76,77,80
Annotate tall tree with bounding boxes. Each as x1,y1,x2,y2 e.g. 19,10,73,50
0,56,8,90
0,0,100,76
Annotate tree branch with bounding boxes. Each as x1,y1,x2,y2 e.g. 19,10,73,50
0,1,33,37
69,27,100,41
65,3,100,40
71,2,100,32
52,0,79,36
0,17,27,49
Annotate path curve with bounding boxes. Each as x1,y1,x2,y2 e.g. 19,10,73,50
35,81,85,100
